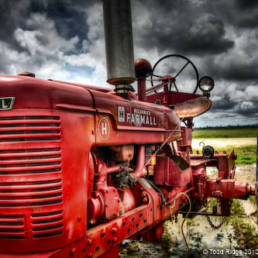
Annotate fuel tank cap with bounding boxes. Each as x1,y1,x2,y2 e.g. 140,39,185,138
17,72,35,78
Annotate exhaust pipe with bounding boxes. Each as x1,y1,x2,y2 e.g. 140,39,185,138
103,0,135,96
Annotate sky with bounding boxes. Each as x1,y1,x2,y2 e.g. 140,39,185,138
0,0,257,127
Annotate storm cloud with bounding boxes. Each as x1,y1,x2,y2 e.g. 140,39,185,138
0,0,257,126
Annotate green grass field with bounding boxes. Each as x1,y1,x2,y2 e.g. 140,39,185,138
215,145,256,165
193,145,256,164
192,127,257,164
193,127,258,138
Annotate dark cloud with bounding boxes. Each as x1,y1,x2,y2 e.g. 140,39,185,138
0,0,29,48
133,0,234,56
0,0,98,75
235,101,258,116
0,0,95,49
29,0,89,45
153,14,233,56
205,58,258,82
210,0,258,29
217,65,258,82
236,0,258,9
212,95,232,112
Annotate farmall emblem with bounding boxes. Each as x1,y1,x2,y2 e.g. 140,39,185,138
0,97,15,110
117,106,157,127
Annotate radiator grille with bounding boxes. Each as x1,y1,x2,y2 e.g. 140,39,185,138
0,115,64,239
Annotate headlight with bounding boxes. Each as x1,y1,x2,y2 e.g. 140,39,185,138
199,76,215,93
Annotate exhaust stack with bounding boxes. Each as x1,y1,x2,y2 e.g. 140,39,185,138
103,0,135,96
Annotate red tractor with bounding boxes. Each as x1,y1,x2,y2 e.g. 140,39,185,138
0,0,256,257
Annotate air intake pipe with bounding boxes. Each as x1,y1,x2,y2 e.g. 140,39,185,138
103,0,135,97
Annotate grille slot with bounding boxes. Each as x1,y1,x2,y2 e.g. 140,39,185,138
0,147,62,175
0,175,63,207
31,210,63,238
0,116,60,142
0,214,25,239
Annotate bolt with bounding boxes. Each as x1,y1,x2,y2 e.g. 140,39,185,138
89,218,96,225
112,237,118,243
216,178,221,183
87,239,92,246
112,227,118,235
141,192,147,198
69,248,76,257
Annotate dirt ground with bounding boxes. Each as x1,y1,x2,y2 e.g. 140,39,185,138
207,164,256,185
233,164,256,184
192,137,256,149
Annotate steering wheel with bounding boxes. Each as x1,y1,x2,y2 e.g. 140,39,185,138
151,54,199,94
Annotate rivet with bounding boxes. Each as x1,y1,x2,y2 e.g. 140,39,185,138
69,248,76,257
87,239,92,246
112,227,117,234
112,237,118,243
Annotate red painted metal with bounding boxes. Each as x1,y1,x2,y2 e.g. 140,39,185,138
119,188,136,212
133,145,145,179
137,77,147,101
154,146,192,187
206,179,255,199
0,65,255,258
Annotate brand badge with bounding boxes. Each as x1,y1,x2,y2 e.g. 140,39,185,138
98,117,111,140
0,97,15,110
